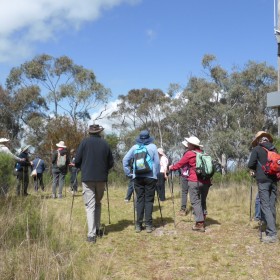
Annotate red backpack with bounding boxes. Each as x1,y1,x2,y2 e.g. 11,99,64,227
260,147,280,177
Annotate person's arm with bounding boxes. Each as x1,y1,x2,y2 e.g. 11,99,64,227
2,146,23,161
123,147,135,176
247,149,258,170
74,143,83,168
169,152,192,171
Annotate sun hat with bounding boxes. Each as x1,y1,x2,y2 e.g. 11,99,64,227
182,140,188,148
89,124,104,134
185,136,203,148
251,131,273,147
157,148,165,155
136,130,154,145
21,145,31,153
56,141,67,148
0,138,10,143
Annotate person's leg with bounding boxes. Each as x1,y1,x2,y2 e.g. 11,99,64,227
255,192,261,220
188,181,204,223
94,182,105,231
134,178,145,227
34,176,38,192
38,173,44,191
258,182,277,237
82,182,96,240
16,171,23,196
157,172,165,201
200,184,210,217
52,171,59,198
144,177,156,228
23,172,29,195
58,172,66,198
180,176,188,212
125,179,134,201
73,170,78,192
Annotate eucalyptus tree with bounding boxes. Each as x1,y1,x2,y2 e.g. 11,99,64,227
110,88,173,149
6,54,111,126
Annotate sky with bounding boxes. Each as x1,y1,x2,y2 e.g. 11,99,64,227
0,0,277,130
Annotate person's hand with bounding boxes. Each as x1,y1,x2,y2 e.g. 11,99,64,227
20,158,25,162
250,170,255,177
69,163,75,166
168,165,173,171
127,174,133,179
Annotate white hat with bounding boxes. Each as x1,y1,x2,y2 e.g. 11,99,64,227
157,148,165,155
21,145,31,153
185,136,203,148
56,141,67,148
0,138,10,143
182,140,188,148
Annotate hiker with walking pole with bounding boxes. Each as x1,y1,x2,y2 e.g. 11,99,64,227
248,131,278,243
75,124,114,243
169,136,211,233
123,130,160,233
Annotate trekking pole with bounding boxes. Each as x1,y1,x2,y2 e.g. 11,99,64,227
249,176,253,221
106,182,111,224
156,190,164,227
69,170,78,232
132,180,136,228
167,172,176,228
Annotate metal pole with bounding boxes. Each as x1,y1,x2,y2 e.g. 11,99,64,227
106,182,111,224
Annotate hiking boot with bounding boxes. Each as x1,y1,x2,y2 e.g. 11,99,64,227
58,194,63,199
52,194,56,199
124,199,130,203
87,236,96,243
261,235,278,243
135,224,142,233
178,209,186,216
146,225,155,233
192,222,205,232
96,228,104,238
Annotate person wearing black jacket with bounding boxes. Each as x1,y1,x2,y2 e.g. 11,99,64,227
16,145,32,196
247,131,278,243
75,124,114,243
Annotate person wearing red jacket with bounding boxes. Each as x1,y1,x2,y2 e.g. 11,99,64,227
169,136,211,232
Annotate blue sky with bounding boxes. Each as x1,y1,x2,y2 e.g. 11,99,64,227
0,0,276,103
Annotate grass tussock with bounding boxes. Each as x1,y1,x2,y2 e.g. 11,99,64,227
0,179,279,280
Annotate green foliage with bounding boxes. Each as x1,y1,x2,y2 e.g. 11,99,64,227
0,153,14,195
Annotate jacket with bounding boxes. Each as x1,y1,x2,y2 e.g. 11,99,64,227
247,142,277,183
32,157,46,174
75,134,114,182
123,143,160,180
170,148,211,184
18,151,32,172
52,148,70,174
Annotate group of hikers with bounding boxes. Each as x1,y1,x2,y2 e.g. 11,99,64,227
0,126,278,244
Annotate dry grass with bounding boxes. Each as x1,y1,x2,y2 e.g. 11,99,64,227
0,178,279,280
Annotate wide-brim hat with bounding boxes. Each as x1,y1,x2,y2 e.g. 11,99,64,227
56,141,67,148
21,145,31,153
185,136,203,148
251,131,273,147
0,138,10,143
89,124,104,134
182,140,188,148
136,130,154,145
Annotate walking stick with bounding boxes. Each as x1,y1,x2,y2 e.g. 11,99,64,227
156,190,164,227
167,172,176,228
106,182,111,224
132,180,136,228
69,170,79,232
249,177,253,221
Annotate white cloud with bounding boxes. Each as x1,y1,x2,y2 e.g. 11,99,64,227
0,0,141,62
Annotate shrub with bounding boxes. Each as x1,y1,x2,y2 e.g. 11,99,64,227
0,153,15,195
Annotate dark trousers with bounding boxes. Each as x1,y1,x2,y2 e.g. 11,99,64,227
17,171,29,195
258,181,277,236
125,179,134,200
156,172,166,201
33,173,44,191
181,176,189,210
134,177,156,226
70,169,78,191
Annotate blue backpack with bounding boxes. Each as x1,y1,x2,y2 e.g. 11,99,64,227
133,144,153,174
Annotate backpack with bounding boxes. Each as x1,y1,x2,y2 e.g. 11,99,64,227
193,151,215,180
133,144,153,174
57,151,66,168
259,147,280,176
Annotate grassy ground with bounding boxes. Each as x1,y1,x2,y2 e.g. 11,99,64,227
0,178,279,280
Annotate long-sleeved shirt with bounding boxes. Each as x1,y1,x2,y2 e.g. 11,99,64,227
0,144,21,161
123,143,160,180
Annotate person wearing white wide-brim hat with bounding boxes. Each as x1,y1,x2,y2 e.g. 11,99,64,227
0,138,24,162
169,136,211,232
51,140,70,199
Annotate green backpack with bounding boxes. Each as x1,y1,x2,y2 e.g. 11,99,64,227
193,151,215,180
